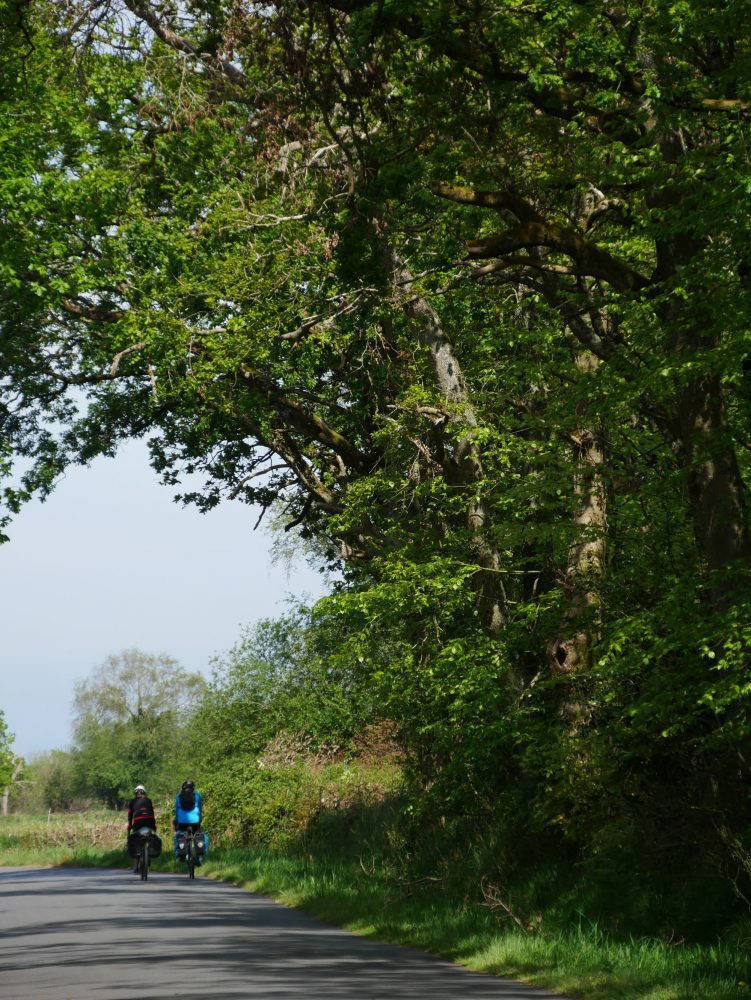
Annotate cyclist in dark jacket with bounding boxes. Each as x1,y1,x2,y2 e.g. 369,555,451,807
127,784,157,872
128,784,157,831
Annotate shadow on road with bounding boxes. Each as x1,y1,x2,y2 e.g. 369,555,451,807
0,867,565,1000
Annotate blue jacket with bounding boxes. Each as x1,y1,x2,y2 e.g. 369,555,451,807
175,790,203,827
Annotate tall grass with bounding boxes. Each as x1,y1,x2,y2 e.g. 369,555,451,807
0,811,182,870
0,810,124,865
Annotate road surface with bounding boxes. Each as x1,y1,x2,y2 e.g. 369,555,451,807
0,866,570,999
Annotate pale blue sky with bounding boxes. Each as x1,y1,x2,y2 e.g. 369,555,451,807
0,441,327,758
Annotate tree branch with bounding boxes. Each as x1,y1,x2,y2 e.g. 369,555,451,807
238,366,370,473
123,0,250,89
429,183,649,292
110,342,146,376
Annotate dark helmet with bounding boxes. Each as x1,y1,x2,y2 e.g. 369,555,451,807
182,779,195,791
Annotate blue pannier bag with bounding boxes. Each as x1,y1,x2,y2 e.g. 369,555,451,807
195,830,209,856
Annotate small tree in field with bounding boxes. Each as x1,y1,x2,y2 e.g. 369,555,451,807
0,710,20,816
13,750,78,814
0,711,14,783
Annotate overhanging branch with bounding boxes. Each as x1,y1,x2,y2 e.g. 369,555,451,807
430,182,649,293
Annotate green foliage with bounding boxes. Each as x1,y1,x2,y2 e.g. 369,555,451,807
193,611,378,765
204,756,402,850
71,649,206,807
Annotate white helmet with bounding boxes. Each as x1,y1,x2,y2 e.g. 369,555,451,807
134,784,146,794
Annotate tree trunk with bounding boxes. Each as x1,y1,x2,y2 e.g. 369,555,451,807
651,202,751,598
547,352,606,717
675,368,750,597
382,240,508,634
1,757,23,817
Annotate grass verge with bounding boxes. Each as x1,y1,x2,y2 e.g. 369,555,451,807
200,848,751,1000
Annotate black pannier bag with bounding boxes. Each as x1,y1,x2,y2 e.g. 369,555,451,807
128,830,162,857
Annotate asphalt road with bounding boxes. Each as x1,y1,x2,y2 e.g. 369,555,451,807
0,866,569,999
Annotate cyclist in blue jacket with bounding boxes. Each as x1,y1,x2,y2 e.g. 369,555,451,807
173,779,203,829
173,779,205,863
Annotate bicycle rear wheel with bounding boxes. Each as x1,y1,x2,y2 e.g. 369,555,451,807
140,842,150,881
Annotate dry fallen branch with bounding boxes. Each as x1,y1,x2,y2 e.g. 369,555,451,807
480,876,541,934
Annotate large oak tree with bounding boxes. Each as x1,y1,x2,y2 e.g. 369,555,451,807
4,0,751,902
